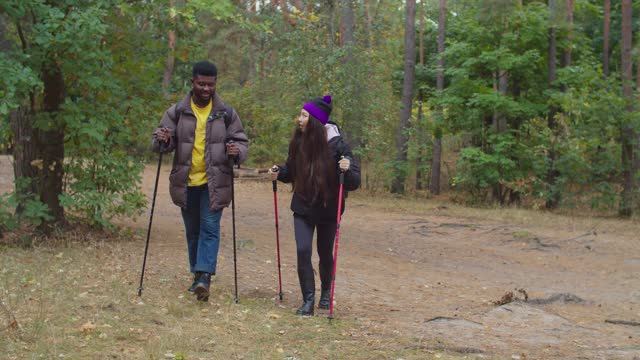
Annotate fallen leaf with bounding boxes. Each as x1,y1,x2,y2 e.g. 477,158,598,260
80,322,96,333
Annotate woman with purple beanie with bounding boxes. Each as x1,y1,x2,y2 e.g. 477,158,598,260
269,95,361,316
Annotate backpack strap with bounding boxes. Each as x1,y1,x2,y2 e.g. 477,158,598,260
224,104,233,129
210,104,233,130
168,100,183,124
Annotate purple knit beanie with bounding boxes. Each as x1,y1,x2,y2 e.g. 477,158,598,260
302,95,332,125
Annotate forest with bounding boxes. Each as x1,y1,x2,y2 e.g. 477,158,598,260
1,0,639,234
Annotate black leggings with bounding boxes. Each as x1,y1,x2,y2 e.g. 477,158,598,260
294,215,337,294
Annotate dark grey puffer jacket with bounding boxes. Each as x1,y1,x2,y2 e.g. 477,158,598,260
152,92,249,211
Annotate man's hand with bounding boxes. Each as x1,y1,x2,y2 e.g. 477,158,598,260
155,127,171,143
268,165,279,181
226,141,240,158
338,156,350,172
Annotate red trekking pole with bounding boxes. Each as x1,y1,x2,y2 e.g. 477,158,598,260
328,171,345,320
271,166,284,301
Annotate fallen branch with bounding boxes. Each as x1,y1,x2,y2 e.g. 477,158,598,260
424,316,483,325
527,293,586,305
410,345,485,354
563,231,595,242
605,319,640,327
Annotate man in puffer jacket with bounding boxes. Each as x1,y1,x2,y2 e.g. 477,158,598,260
152,61,249,302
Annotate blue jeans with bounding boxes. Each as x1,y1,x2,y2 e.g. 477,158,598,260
181,184,223,274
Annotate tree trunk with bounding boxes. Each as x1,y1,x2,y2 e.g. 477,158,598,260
436,0,446,93
415,98,424,191
637,45,640,92
418,0,424,66
495,70,508,133
11,108,38,215
415,0,425,191
603,0,611,77
491,68,508,203
339,0,363,151
619,0,634,217
430,136,442,195
390,0,416,194
39,62,66,229
339,0,355,50
429,0,446,196
364,0,373,49
277,0,297,27
162,0,176,98
546,0,561,209
561,0,574,69
328,0,337,49
14,60,67,233
636,46,640,198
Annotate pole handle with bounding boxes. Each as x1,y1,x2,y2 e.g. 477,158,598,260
159,141,168,153
226,140,239,169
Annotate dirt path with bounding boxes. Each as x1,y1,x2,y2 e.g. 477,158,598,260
2,154,638,359
135,164,640,359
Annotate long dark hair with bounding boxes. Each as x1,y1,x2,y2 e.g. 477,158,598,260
288,115,337,204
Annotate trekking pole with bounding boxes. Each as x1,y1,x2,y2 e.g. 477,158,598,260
328,170,345,320
138,142,166,297
227,141,239,304
271,166,284,301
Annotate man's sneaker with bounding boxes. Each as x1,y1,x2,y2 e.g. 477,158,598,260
194,272,211,302
187,273,198,293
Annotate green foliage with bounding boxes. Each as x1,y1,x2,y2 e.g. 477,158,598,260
223,86,292,166
0,53,40,118
0,178,53,233
60,151,146,229
1,0,638,223
1,0,169,231
453,131,542,205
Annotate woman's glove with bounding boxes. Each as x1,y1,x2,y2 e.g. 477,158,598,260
268,165,279,181
338,156,350,172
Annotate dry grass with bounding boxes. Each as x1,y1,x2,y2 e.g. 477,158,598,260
7,170,638,358
0,235,474,360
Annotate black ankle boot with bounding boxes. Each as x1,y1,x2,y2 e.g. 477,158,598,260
296,294,315,316
297,264,315,315
318,289,331,309
187,273,198,292
194,272,211,302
